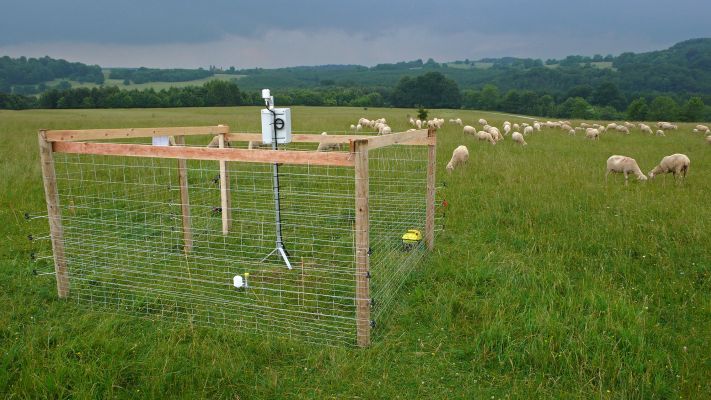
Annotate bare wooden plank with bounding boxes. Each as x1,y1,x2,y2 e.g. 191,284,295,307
38,130,69,298
45,125,230,142
218,133,232,235
226,132,373,144
53,141,356,167
425,128,436,250
174,136,193,254
366,129,429,150
354,139,371,347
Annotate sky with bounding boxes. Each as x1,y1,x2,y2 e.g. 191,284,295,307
1,0,710,69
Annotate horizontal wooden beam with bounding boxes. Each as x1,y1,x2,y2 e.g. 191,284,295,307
45,125,230,142
225,131,432,146
366,129,430,150
52,141,355,167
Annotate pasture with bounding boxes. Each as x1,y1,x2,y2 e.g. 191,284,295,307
0,107,709,398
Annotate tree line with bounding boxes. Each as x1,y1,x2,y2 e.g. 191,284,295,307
2,72,708,122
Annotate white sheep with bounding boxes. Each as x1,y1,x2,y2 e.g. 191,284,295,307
568,129,576,136
463,125,476,135
606,155,647,184
478,118,488,125
446,145,469,173
477,131,496,145
616,125,630,135
523,126,534,136
656,130,666,136
706,135,711,144
356,123,362,131
416,119,422,129
658,122,677,130
487,126,503,141
648,153,690,179
624,121,636,129
513,123,520,131
380,126,392,135
511,132,527,146
580,122,590,128
533,122,541,131
606,123,618,131
585,128,600,140
455,118,463,126
503,124,511,135
561,124,572,132
695,124,709,133
316,132,343,152
639,123,653,134
350,124,356,131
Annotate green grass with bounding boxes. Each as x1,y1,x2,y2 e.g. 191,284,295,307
1,107,710,398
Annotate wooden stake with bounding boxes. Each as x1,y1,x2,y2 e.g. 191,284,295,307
354,139,371,347
425,128,436,250
38,130,69,298
174,136,192,254
218,133,232,235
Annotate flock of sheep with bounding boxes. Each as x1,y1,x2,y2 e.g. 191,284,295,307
440,117,707,185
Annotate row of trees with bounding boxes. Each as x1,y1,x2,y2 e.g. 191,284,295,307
108,67,214,84
0,56,103,88
2,72,708,122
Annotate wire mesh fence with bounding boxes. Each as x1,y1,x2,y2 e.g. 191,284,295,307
41,131,438,346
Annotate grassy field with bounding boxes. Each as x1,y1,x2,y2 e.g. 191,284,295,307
45,73,243,92
1,107,709,398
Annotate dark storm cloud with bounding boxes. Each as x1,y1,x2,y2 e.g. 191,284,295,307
1,0,709,67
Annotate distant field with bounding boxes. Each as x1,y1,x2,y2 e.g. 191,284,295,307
45,72,244,91
0,107,709,398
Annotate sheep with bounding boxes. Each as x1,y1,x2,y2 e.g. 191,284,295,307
316,132,343,152
616,125,630,135
488,127,503,142
568,129,576,136
533,122,542,131
513,123,520,131
455,118,463,126
350,124,356,131
606,155,647,184
648,153,690,179
478,118,488,125
656,130,666,136
580,122,591,128
503,124,511,135
624,121,636,129
639,123,653,134
380,126,392,135
658,122,677,130
585,128,600,140
359,118,370,127
409,117,416,126
416,119,422,129
606,123,618,131
695,124,709,133
561,124,572,132
463,125,476,135
706,135,711,144
523,126,534,136
477,130,496,145
511,132,527,146
446,145,469,173
356,123,362,131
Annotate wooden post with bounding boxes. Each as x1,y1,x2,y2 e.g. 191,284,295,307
174,136,193,254
354,140,371,347
218,133,232,235
38,130,69,298
425,128,436,250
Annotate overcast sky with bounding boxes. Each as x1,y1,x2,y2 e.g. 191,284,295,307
1,0,709,68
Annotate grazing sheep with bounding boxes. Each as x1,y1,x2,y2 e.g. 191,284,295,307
624,121,636,129
503,124,511,135
533,122,542,131
561,124,572,132
695,124,710,133
356,123,362,131
648,154,690,179
706,135,711,144
511,132,527,146
523,126,534,136
446,145,469,173
568,129,576,136
488,126,503,141
616,125,630,134
478,118,488,125
380,126,392,135
656,130,666,136
585,128,600,140
639,123,653,134
658,122,677,130
580,122,591,128
359,118,370,127
477,131,496,145
350,124,356,131
317,132,343,152
606,155,647,184
513,123,520,131
606,123,618,131
463,125,476,135
416,119,422,129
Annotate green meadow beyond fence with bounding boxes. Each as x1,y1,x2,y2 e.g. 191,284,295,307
37,126,439,346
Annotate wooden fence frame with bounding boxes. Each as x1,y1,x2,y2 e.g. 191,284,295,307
38,125,436,347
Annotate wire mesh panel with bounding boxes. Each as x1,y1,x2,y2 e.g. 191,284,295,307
43,131,434,346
